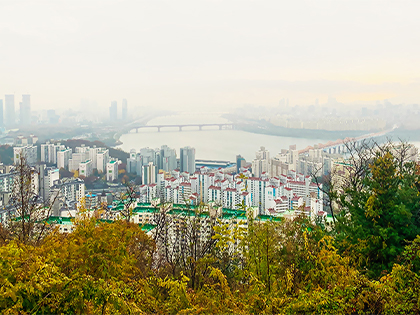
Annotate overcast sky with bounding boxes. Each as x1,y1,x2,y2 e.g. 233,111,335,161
1,0,419,111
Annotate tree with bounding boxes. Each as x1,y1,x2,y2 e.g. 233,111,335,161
115,181,138,222
336,142,420,277
310,164,339,225
151,203,181,276
59,167,74,179
377,235,420,314
151,203,218,289
0,217,156,314
2,156,59,245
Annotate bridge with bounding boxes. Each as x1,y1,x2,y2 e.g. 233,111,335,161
131,123,235,133
298,127,395,155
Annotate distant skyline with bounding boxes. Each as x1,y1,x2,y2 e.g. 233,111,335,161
1,0,419,111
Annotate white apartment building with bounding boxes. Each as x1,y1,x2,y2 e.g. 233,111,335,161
179,182,192,201
69,152,90,172
10,168,39,197
88,147,101,169
139,183,158,204
273,197,288,214
134,150,325,218
142,162,156,185
57,149,72,170
106,159,119,181
75,145,89,154
14,135,38,146
52,178,85,203
40,142,66,164
79,160,93,177
208,185,222,205
252,158,270,178
252,146,271,177
97,149,109,173
38,165,60,201
0,172,14,193
13,145,37,165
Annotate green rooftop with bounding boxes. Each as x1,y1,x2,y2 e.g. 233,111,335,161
222,213,247,221
133,207,159,213
44,216,74,225
140,223,156,232
256,215,283,222
137,202,152,207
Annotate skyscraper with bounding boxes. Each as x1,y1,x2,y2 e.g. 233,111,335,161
236,155,246,173
109,101,117,121
122,98,127,120
5,95,15,126
20,94,31,125
160,145,177,172
252,147,271,177
180,146,196,174
0,99,3,126
142,162,156,185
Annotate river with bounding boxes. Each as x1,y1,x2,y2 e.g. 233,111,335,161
116,112,339,161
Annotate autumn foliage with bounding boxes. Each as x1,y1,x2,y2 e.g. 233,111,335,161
1,145,420,314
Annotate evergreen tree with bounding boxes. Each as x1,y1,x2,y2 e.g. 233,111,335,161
336,148,420,277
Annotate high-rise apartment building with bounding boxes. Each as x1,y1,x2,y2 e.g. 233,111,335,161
142,162,156,185
5,95,15,126
252,147,271,177
236,155,246,173
180,146,196,174
255,146,270,160
52,178,85,203
88,146,101,169
20,94,31,125
79,160,93,177
37,164,60,201
96,149,109,173
140,147,157,165
57,149,72,170
109,101,117,121
160,145,177,172
13,145,37,165
126,149,138,174
126,149,143,176
106,160,119,182
40,142,66,164
69,152,89,172
122,99,127,120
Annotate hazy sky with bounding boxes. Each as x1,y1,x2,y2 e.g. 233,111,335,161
1,0,419,111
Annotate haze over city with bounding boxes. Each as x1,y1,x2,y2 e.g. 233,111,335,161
3,2,420,313
1,0,420,111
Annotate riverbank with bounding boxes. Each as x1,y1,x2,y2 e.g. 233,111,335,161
223,113,375,140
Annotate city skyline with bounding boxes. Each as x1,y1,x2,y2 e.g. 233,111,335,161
1,1,419,111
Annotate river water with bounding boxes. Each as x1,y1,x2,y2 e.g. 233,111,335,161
117,112,334,161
